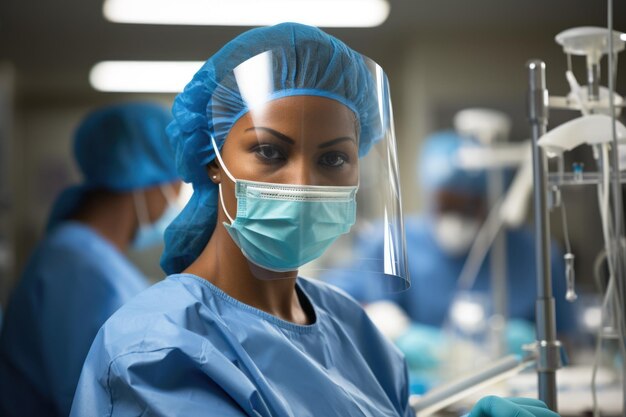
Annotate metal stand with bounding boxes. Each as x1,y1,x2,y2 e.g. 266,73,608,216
410,355,536,417
526,60,562,411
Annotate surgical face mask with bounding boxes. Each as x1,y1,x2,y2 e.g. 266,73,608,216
212,137,358,273
132,185,184,250
432,214,480,257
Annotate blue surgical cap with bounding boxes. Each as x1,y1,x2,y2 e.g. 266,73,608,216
47,102,179,229
161,22,384,274
418,131,487,196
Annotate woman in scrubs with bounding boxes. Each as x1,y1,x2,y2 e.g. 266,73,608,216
70,23,560,417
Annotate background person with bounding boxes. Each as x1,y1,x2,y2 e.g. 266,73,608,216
0,102,183,417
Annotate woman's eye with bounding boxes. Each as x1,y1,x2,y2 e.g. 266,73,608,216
254,144,285,162
319,152,348,167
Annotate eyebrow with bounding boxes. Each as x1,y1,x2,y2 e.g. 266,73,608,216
318,137,356,148
246,126,356,149
245,127,294,144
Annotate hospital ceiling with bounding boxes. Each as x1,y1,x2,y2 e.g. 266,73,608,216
1,0,625,98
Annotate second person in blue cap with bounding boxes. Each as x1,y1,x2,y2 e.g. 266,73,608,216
0,102,184,417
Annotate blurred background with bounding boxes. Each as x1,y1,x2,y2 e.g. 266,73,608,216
0,0,625,303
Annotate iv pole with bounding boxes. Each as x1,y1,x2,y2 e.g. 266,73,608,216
526,60,562,411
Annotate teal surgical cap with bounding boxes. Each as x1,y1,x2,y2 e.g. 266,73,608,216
418,131,488,196
161,22,385,274
48,102,179,229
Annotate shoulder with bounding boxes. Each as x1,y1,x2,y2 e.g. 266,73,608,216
37,223,118,271
73,276,249,416
30,223,146,292
95,275,219,358
46,222,105,250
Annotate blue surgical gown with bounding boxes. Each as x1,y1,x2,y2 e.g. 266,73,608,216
0,222,149,417
326,216,575,332
70,274,412,417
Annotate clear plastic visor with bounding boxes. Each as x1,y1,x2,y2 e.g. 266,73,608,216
209,50,409,293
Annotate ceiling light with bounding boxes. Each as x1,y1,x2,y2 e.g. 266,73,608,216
103,0,389,28
89,61,204,93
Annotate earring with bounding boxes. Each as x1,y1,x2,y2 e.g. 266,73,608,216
212,175,218,180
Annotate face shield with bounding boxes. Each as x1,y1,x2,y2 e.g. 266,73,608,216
208,50,409,293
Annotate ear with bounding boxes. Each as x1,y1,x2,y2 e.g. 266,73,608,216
207,160,221,184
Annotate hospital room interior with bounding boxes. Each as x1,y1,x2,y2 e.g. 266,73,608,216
1,0,626,416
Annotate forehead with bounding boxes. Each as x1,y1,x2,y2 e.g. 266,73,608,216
231,95,358,138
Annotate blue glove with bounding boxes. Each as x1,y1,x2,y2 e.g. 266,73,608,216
468,396,560,417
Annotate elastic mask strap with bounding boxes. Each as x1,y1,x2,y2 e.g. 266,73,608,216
211,136,237,184
218,183,235,224
132,191,150,226
211,136,237,225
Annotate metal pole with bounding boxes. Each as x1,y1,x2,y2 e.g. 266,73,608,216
489,169,507,358
526,60,561,411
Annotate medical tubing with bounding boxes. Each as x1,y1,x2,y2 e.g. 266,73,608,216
560,196,577,301
594,145,626,417
607,0,626,331
560,199,572,254
600,145,626,347
594,154,611,417
607,3,626,408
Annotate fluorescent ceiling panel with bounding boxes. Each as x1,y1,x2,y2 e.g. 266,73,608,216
103,0,389,28
90,61,204,93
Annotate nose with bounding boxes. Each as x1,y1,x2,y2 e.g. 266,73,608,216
286,156,321,186
291,164,317,186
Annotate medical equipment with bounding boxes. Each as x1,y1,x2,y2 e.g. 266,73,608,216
526,9,626,414
410,354,536,417
413,7,626,416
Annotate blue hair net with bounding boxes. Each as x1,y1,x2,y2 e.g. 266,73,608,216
161,22,384,274
418,131,487,196
47,102,179,229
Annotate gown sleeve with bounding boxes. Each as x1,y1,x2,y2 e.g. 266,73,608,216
71,335,266,417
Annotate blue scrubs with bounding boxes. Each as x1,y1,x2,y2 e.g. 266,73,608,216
70,274,412,417
0,222,149,417
327,216,575,332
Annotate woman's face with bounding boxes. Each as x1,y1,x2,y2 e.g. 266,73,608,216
213,95,359,187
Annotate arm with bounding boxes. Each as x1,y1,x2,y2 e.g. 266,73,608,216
71,344,261,417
